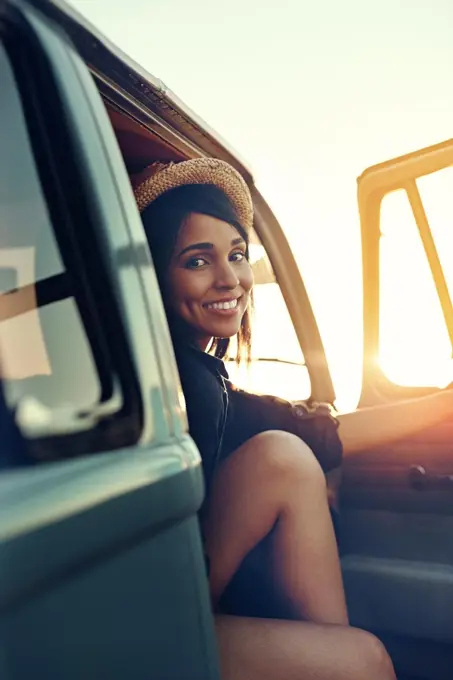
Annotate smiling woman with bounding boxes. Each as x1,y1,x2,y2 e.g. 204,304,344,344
168,211,253,350
136,165,254,363
132,157,397,680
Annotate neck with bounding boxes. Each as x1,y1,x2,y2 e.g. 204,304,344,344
168,317,212,353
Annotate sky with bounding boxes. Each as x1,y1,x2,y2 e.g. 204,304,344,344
69,0,453,410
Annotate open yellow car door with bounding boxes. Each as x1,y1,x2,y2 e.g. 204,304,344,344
341,139,453,680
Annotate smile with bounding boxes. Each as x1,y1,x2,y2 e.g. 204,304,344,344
204,298,239,311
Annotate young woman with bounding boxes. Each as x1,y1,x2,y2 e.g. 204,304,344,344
133,158,452,679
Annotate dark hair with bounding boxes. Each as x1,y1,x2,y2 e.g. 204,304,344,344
140,183,252,363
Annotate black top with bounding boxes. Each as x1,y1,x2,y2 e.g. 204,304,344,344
174,343,343,493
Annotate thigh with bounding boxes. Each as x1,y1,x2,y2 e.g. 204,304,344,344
215,615,395,680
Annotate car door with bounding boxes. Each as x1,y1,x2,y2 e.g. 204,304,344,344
0,2,219,678
340,139,453,680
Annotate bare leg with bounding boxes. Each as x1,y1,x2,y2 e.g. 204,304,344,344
215,615,396,680
203,430,347,625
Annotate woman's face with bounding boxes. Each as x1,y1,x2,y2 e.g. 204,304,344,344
167,212,253,349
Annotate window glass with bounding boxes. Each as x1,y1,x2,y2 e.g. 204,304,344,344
379,188,453,387
227,230,310,400
0,43,100,412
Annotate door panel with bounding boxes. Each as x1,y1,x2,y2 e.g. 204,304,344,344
1,439,203,608
341,139,453,679
341,426,453,647
342,421,453,514
0,3,220,678
342,552,453,641
4,518,216,680
2,439,218,680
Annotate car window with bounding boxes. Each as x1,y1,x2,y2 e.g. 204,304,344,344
227,230,310,401
0,42,100,413
379,187,453,387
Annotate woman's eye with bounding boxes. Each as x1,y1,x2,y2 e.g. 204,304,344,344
185,257,207,269
230,251,246,263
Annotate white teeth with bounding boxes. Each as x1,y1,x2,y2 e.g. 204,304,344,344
207,299,238,310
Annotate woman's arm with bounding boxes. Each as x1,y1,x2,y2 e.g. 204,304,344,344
225,387,343,473
337,389,453,455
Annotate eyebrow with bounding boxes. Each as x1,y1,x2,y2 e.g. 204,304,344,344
177,237,244,258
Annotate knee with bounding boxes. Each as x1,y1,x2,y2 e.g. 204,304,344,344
247,430,326,489
349,629,396,680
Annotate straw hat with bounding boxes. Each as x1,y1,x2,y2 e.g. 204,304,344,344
132,158,254,232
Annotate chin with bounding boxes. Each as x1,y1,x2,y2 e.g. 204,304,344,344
209,324,240,339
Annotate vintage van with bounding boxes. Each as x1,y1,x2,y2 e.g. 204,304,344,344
1,0,453,678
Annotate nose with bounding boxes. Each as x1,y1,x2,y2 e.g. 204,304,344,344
214,259,240,289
